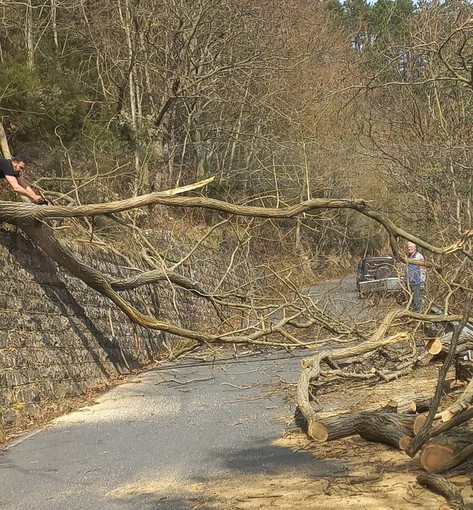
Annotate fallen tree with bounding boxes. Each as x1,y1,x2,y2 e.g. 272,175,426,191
2,128,473,505
4,184,473,351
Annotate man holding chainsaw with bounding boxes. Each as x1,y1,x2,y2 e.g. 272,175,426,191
0,156,49,205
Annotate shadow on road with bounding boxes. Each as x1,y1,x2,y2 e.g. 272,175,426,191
211,442,347,477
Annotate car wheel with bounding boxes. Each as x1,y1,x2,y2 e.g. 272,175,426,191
375,265,392,280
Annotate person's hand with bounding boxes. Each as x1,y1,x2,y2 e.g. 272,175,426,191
33,197,50,205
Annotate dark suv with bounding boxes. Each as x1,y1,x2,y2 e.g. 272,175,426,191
356,256,402,297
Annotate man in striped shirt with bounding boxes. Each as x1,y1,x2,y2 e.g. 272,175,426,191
405,242,426,313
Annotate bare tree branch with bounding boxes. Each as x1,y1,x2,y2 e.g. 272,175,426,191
5,186,473,259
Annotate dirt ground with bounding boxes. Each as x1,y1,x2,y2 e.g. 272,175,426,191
106,438,470,510
106,362,473,510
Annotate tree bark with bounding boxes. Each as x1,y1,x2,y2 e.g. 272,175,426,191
356,412,415,449
417,473,465,510
308,412,359,443
0,122,11,159
433,327,473,357
407,313,469,457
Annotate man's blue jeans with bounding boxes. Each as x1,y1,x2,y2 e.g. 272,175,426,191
410,282,422,312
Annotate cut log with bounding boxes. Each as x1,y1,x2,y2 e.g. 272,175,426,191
306,406,414,447
442,410,454,422
417,473,465,510
356,412,415,450
426,338,443,355
441,379,473,422
435,326,473,356
432,443,473,474
306,408,377,443
419,429,473,472
420,443,456,472
412,396,434,414
296,402,395,440
308,414,358,443
414,414,428,435
384,395,433,414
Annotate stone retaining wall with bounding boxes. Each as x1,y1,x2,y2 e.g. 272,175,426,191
0,227,228,433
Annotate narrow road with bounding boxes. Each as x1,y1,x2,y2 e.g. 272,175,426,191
0,350,347,510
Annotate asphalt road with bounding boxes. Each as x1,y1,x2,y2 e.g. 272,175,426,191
0,349,347,510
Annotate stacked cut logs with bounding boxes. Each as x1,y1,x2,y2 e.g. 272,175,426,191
296,399,473,509
296,330,473,510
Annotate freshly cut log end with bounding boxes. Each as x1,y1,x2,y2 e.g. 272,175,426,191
420,443,455,472
414,414,428,435
432,442,473,474
399,435,412,451
305,412,359,442
426,338,442,355
441,410,453,423
308,421,329,443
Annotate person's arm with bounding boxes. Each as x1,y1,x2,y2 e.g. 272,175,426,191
5,175,42,202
